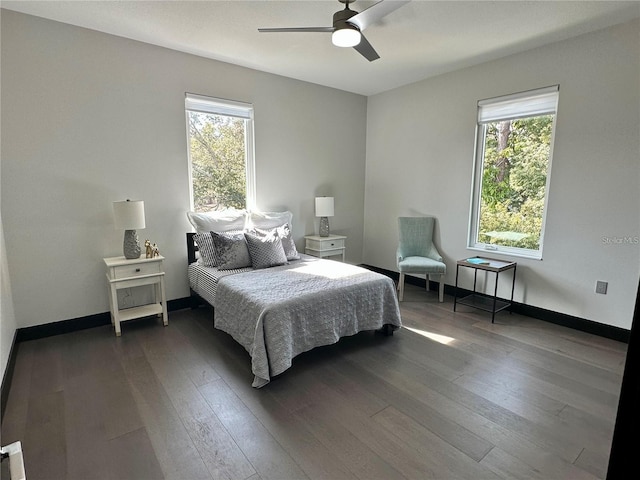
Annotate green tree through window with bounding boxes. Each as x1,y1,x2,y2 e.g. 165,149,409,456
185,94,255,213
479,115,553,250
188,112,246,211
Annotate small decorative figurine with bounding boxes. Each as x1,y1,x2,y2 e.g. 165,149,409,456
144,239,160,258
145,239,153,258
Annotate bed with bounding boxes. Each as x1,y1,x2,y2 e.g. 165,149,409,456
186,210,402,388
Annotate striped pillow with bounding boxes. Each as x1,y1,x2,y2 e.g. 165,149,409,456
194,232,217,267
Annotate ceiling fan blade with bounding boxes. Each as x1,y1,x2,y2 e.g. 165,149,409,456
353,33,380,62
350,0,410,31
258,27,334,33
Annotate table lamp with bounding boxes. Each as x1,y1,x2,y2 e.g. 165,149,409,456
113,200,146,259
315,197,334,237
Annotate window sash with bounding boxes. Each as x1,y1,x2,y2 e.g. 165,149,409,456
185,93,256,212
468,86,559,259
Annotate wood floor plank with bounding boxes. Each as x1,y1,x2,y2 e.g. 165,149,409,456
402,303,623,404
101,370,147,441
352,342,587,464
574,447,610,480
272,364,454,479
108,427,165,480
144,317,222,387
372,406,502,479
0,341,34,445
336,349,496,462
118,341,212,480
176,315,361,480
28,335,64,397
453,371,612,458
509,347,623,396
63,372,112,480
137,327,256,480
198,378,310,480
59,326,122,381
291,402,405,480
479,445,597,480
24,391,66,480
473,319,626,372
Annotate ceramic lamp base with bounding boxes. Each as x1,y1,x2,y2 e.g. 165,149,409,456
123,229,141,259
319,217,330,237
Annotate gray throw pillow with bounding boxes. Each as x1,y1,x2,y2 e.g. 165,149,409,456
252,223,300,261
211,231,251,270
244,231,288,269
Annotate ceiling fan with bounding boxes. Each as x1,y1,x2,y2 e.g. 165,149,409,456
258,0,410,62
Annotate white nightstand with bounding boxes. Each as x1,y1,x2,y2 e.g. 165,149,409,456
104,255,168,336
304,234,347,261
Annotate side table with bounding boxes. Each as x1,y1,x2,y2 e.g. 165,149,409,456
104,255,168,336
304,234,346,261
453,256,517,323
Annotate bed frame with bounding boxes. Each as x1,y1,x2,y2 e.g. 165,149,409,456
186,232,206,309
187,232,198,265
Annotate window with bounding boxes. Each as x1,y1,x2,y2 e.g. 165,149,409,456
469,86,559,259
185,93,255,212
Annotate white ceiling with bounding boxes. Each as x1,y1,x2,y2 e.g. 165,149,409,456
2,0,639,96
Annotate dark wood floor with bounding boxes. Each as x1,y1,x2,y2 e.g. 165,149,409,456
1,284,627,480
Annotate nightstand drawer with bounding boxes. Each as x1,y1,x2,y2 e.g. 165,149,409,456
112,261,161,279
306,238,345,251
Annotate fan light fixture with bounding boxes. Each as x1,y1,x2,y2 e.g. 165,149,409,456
258,0,411,62
332,26,361,47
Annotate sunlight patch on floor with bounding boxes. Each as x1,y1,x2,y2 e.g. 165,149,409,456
404,326,456,345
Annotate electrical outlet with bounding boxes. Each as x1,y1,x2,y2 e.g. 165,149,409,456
596,281,608,295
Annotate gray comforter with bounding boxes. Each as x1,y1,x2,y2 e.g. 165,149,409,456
213,256,402,387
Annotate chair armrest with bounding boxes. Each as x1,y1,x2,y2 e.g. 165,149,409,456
427,244,443,263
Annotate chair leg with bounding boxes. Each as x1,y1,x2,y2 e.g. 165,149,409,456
438,275,445,303
398,273,405,301
425,274,430,292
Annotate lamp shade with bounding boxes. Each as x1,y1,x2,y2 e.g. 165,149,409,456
113,200,146,230
315,197,334,217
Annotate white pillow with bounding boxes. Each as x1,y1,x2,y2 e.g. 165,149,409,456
248,211,293,230
187,209,247,233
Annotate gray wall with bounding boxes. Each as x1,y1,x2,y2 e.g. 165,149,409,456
0,10,367,334
364,19,640,330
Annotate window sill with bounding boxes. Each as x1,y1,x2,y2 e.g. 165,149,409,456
467,246,542,261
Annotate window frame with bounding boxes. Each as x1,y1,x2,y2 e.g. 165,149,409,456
185,93,256,212
468,85,559,260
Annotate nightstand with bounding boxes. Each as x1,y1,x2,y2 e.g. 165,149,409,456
104,255,168,336
304,234,346,261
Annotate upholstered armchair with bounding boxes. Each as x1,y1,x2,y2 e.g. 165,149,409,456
397,216,446,302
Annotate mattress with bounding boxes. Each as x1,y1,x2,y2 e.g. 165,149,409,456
187,261,252,306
